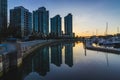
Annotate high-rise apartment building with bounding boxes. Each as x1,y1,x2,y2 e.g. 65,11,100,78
0,0,7,37
10,6,32,38
64,13,73,37
51,15,62,37
33,7,49,36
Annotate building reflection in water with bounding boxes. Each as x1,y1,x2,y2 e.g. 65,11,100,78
22,46,50,79
1,42,119,80
36,46,50,76
10,43,74,80
51,44,62,67
64,43,73,67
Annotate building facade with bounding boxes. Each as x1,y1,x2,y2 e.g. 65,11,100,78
10,6,32,38
33,7,49,36
0,0,7,37
51,15,62,37
64,13,73,37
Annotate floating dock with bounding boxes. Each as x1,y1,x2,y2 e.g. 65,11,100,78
85,42,120,54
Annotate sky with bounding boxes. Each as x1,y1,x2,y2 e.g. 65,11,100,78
8,0,120,36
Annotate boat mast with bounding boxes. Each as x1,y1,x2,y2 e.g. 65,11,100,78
117,27,119,33
96,29,98,36
105,22,109,67
105,22,108,36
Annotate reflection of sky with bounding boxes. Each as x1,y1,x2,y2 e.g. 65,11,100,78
44,42,120,80
8,0,120,36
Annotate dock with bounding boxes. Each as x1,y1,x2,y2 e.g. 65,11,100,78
84,41,120,54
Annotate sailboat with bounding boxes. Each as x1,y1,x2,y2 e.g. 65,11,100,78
98,22,113,46
98,23,120,48
112,37,120,48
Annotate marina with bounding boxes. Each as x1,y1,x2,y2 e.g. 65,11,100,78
85,41,120,54
0,0,120,79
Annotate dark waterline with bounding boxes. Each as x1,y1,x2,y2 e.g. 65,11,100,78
1,41,120,80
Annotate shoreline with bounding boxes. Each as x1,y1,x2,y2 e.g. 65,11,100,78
0,39,72,77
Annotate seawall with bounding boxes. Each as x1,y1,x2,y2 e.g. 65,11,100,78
0,40,57,77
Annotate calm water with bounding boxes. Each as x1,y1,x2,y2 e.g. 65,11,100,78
2,41,120,80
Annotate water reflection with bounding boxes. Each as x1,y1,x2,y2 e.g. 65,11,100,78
22,46,50,77
2,42,120,80
84,46,87,56
22,42,74,79
51,44,62,67
65,44,73,67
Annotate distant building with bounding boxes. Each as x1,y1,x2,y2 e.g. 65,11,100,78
51,15,62,37
64,13,73,37
33,7,49,36
10,6,32,38
0,0,7,37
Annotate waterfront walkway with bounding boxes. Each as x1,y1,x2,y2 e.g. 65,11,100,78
17,40,54,58
0,43,17,54
0,40,55,78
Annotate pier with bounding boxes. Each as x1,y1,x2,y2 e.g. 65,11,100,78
84,41,120,54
